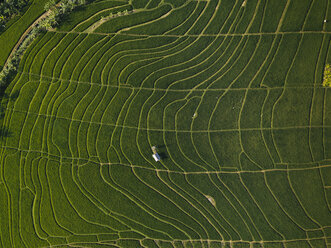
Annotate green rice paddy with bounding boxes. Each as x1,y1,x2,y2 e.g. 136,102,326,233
0,0,330,247
0,0,51,67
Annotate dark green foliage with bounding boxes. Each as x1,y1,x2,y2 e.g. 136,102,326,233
0,0,29,34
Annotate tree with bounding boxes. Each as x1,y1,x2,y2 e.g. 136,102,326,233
323,64,331,87
44,0,55,11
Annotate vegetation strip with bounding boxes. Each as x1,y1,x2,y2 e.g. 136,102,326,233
0,0,87,89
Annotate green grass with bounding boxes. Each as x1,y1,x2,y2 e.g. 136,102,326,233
0,0,329,247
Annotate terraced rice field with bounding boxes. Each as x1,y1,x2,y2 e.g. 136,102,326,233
0,0,331,247
0,0,50,67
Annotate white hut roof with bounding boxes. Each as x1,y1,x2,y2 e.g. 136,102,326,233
152,153,160,162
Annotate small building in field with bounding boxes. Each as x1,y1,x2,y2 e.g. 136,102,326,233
152,146,160,162
152,153,160,162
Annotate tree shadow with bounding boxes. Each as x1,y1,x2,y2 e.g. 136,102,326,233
0,105,4,119
0,88,19,100
0,89,19,120
155,144,168,149
0,87,7,100
0,126,11,138
158,152,169,160
9,90,19,101
153,144,170,160
56,5,87,29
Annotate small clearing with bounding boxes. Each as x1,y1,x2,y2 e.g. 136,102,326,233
206,195,216,207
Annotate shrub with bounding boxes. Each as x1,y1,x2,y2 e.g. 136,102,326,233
0,0,29,21
39,11,58,30
44,0,55,11
323,64,331,87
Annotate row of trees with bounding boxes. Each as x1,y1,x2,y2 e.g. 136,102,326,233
0,27,39,87
0,0,88,87
101,9,129,21
40,0,87,30
0,0,87,30
0,0,29,29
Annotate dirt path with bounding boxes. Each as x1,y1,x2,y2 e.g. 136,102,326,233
85,9,135,33
3,4,59,69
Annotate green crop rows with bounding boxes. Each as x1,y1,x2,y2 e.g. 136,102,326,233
0,0,331,247
0,0,51,67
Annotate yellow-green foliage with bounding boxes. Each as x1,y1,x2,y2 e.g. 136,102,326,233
323,64,331,87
